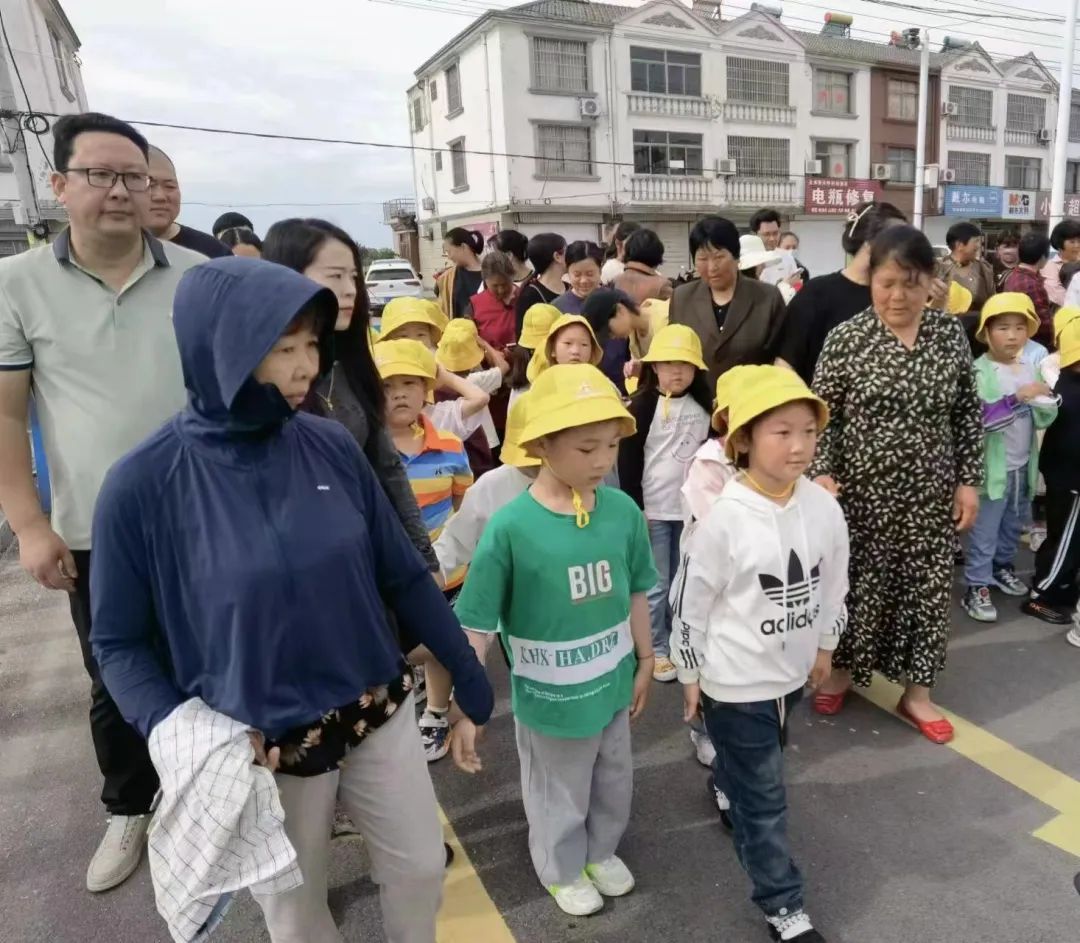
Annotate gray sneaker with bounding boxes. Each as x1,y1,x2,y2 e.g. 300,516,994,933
963,586,997,623
992,567,1028,597
86,814,150,892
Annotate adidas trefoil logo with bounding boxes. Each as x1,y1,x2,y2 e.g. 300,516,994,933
758,549,821,636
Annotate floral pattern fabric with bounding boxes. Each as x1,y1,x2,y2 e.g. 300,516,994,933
810,309,983,688
268,669,413,777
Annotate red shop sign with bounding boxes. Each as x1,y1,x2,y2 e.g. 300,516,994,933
804,178,883,216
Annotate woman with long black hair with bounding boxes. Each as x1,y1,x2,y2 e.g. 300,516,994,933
263,218,438,573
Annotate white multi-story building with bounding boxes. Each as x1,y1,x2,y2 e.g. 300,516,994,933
405,0,875,280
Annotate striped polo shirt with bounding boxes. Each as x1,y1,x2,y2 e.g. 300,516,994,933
399,414,473,586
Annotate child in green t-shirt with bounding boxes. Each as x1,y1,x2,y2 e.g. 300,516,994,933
452,363,658,918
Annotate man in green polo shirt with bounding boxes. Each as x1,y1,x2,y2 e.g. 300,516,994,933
0,112,203,893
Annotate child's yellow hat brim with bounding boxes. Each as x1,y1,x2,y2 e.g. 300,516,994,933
711,364,772,432
500,392,541,468
373,338,437,387
519,303,561,350
1060,318,1080,369
945,281,973,315
519,363,635,454
724,366,829,460
975,292,1039,342
543,314,603,367
641,324,706,371
1053,306,1080,345
377,297,446,344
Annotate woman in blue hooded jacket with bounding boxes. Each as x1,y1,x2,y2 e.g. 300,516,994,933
89,256,493,943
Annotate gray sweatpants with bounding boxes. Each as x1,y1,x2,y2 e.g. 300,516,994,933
515,708,633,887
254,693,444,943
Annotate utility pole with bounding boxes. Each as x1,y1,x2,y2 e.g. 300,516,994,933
911,28,930,230
1050,0,1079,230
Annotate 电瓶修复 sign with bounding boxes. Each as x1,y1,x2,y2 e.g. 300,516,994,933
943,185,1003,217
804,178,882,215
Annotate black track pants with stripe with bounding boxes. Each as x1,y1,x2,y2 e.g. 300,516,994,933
1032,488,1080,607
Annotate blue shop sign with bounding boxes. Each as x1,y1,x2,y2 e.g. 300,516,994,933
944,185,1003,217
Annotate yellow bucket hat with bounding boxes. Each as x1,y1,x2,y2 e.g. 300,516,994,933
945,281,973,315
1053,306,1080,346
543,314,603,367
377,297,446,344
499,393,541,469
724,366,829,460
436,318,485,373
641,324,707,371
1059,318,1080,369
712,364,772,432
373,338,437,389
519,303,560,350
975,292,1039,342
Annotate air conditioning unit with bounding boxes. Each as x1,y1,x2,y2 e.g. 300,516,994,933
941,101,958,117
1038,128,1052,143
871,163,892,181
804,159,823,175
579,97,601,118
716,158,738,175
421,196,435,212
939,168,957,183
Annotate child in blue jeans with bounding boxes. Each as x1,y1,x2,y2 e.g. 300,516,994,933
962,293,1058,623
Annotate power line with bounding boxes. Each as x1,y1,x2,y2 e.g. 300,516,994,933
0,9,53,172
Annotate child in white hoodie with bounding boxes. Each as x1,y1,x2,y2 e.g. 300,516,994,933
670,365,848,943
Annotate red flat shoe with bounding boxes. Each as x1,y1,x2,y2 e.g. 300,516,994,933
812,690,848,715
896,698,954,744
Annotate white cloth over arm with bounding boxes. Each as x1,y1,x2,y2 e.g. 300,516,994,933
147,698,302,943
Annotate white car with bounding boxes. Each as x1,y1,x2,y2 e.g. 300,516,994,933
365,258,424,316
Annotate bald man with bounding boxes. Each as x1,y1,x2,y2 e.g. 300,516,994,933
144,146,230,258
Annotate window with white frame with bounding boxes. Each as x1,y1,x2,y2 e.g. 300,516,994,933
532,37,589,93
1006,94,1045,132
814,141,851,178
449,138,467,190
633,130,703,176
630,47,702,97
947,151,991,186
886,78,917,120
445,63,462,115
728,135,788,177
411,97,425,133
1067,160,1080,193
886,146,916,183
948,86,993,127
726,57,788,105
48,27,74,101
536,124,593,177
1005,155,1041,189
813,70,852,115
1070,103,1080,143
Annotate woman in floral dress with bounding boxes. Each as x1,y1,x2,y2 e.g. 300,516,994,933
809,225,983,744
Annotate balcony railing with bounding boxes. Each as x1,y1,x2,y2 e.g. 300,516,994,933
947,124,996,143
630,174,712,202
382,198,416,223
1004,128,1041,146
723,177,798,206
627,92,712,119
722,101,797,125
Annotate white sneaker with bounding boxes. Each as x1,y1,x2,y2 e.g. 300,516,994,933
331,808,363,841
1066,627,1080,648
652,656,677,682
766,908,822,941
689,727,716,767
86,814,151,892
548,874,604,916
584,855,635,896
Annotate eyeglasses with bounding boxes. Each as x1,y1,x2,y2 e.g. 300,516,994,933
66,167,152,192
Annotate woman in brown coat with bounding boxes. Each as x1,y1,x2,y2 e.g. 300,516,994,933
668,216,788,390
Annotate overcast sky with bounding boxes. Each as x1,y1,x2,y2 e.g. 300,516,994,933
64,0,1073,249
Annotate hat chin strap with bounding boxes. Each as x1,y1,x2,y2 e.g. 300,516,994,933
542,459,591,528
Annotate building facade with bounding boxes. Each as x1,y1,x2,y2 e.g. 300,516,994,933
402,0,1078,282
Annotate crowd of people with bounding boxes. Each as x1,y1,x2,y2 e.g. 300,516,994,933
2,110,1080,943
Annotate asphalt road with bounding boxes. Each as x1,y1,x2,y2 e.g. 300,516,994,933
2,542,1078,943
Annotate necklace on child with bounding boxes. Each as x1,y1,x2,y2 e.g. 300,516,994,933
742,471,795,500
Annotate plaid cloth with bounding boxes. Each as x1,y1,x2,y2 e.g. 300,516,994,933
147,699,303,943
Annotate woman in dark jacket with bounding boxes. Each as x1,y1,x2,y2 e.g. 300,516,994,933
90,257,493,941
263,218,439,574
668,216,788,391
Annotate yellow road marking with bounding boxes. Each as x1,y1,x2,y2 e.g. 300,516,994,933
861,675,1080,858
436,806,518,942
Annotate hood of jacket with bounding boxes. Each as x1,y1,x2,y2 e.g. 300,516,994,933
172,256,338,431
